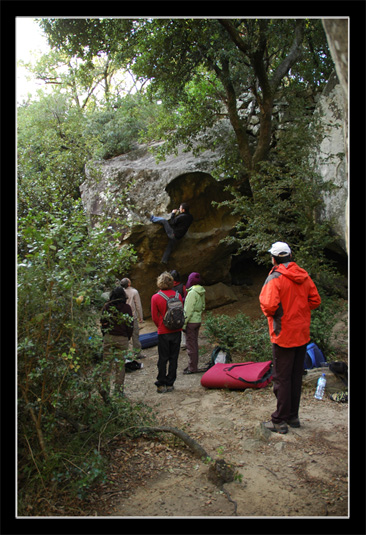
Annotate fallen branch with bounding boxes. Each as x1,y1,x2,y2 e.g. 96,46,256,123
139,425,208,459
139,425,239,515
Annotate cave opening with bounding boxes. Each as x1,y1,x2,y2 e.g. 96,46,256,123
165,171,235,233
229,252,269,286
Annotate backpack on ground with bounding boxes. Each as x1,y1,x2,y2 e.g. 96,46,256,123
125,359,143,372
158,291,185,330
206,346,232,369
304,342,326,370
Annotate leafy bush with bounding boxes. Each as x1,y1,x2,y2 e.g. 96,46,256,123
17,199,146,510
204,295,346,364
85,93,163,160
18,397,156,513
310,296,347,357
203,312,272,362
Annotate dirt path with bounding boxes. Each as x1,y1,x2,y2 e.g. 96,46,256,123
92,309,348,519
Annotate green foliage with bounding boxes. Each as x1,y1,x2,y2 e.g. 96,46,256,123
310,296,347,356
39,18,333,174
142,70,224,162
85,93,162,159
204,312,272,362
217,93,341,289
39,18,135,60
19,48,125,110
17,93,94,217
17,197,140,509
18,398,156,511
221,162,337,275
17,47,154,512
204,294,346,365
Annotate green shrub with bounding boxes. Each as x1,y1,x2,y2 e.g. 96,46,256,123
17,199,147,511
204,295,347,363
203,312,272,362
310,296,347,357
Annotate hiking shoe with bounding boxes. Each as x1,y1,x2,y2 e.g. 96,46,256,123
166,385,175,392
263,420,288,434
156,385,167,394
183,367,206,374
287,417,301,428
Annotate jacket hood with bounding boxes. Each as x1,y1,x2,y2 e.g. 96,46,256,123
186,272,202,288
275,262,310,284
187,284,205,296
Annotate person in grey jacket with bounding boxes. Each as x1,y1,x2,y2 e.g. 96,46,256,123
120,278,145,358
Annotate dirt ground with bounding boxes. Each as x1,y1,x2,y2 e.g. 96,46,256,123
84,278,349,520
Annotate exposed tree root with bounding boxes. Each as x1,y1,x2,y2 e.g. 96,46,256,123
139,425,209,459
139,425,239,515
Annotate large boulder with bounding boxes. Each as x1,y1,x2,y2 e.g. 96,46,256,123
315,72,348,254
204,282,239,310
81,144,239,313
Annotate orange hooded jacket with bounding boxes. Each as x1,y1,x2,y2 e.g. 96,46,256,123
259,262,321,348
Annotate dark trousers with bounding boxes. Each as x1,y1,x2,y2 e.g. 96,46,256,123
150,215,177,263
271,343,307,423
186,322,201,372
162,236,177,263
155,331,181,387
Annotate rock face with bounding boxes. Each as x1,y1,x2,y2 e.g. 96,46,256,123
81,144,239,312
322,19,349,254
315,72,348,254
81,76,348,313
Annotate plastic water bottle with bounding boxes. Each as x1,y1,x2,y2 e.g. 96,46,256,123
314,373,327,400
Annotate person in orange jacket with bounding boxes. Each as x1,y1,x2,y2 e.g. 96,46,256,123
259,241,321,434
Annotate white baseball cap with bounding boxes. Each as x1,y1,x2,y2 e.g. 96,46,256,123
268,241,292,256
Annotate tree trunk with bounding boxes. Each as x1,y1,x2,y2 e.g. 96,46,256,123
219,19,305,177
253,98,273,167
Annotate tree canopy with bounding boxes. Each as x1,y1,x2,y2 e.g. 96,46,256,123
39,18,333,178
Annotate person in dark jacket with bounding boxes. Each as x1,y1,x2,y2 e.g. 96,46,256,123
100,286,134,397
149,203,193,264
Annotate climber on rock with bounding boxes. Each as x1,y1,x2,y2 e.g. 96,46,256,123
148,203,193,264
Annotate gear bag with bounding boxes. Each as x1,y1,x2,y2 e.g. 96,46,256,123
158,291,185,330
139,331,158,349
206,346,231,369
304,342,326,370
201,361,272,390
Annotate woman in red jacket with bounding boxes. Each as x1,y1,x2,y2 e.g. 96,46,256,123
259,242,321,434
151,272,184,393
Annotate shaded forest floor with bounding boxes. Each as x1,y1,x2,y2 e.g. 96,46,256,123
80,276,349,519
29,275,348,519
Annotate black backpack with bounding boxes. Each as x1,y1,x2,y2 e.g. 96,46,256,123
158,291,185,330
206,346,232,369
